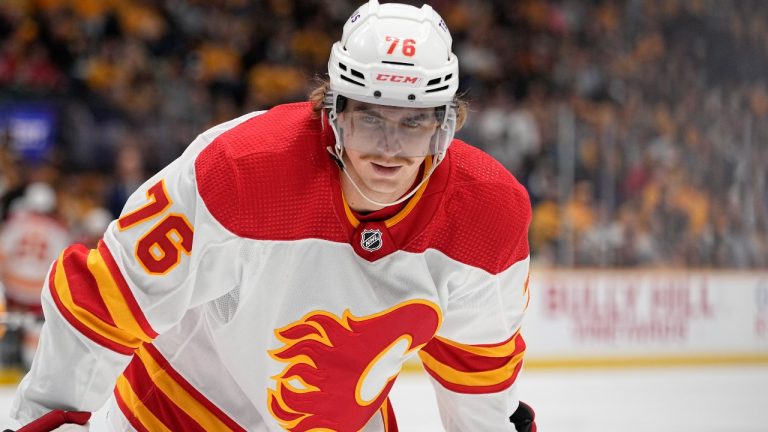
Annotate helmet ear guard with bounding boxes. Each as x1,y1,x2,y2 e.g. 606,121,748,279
324,92,348,114
434,104,446,124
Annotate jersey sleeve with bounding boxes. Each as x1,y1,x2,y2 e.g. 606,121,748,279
10,115,256,423
418,192,531,431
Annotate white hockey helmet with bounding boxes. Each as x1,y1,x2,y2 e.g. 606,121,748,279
326,0,459,165
327,0,459,109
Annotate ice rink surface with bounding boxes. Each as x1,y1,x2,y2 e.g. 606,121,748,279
1,365,767,431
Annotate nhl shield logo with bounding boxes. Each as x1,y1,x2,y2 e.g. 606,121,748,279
360,229,383,252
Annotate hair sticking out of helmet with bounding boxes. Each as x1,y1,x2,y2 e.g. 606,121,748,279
325,0,459,208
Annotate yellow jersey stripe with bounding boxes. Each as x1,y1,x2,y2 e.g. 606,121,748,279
87,249,153,343
419,350,525,387
135,346,235,432
53,256,143,349
116,375,172,432
432,333,520,358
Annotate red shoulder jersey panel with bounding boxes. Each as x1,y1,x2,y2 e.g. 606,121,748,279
195,102,531,275
402,141,531,274
195,102,348,244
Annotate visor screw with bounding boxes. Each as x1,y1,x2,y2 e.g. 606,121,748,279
408,94,415,101
373,90,382,98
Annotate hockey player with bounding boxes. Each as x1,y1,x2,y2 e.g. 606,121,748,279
0,182,70,315
10,1,536,431
0,182,71,371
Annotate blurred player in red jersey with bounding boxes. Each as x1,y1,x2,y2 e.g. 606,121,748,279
10,1,536,431
0,182,71,370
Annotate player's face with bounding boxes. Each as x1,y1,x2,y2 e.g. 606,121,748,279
338,100,436,210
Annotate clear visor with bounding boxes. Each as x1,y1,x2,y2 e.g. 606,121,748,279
333,101,457,158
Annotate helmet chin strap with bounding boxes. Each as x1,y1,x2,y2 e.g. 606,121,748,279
325,146,440,208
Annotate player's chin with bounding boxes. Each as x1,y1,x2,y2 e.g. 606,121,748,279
360,176,405,197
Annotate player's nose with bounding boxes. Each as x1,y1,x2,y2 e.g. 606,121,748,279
375,133,404,157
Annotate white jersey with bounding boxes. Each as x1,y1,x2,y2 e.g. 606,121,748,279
12,103,532,431
0,212,71,310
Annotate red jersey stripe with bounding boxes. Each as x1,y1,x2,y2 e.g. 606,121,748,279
60,245,115,327
420,333,526,373
97,240,158,339
114,373,171,432
114,386,153,432
48,260,135,355
381,397,399,432
418,333,526,394
51,245,152,352
419,349,524,387
129,344,247,432
422,359,524,394
120,353,206,432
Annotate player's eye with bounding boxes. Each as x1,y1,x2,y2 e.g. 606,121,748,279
359,112,382,125
402,118,421,128
402,115,434,130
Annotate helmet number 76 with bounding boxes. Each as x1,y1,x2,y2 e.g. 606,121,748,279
385,37,416,57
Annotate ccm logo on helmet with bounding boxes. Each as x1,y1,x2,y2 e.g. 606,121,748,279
376,74,419,84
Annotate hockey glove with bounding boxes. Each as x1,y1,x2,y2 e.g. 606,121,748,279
4,410,90,432
509,401,537,432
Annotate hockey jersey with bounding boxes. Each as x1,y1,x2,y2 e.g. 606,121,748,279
11,102,532,431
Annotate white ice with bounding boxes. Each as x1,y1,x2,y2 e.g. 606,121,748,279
2,365,767,431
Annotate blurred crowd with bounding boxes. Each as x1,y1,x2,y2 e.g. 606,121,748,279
0,0,766,268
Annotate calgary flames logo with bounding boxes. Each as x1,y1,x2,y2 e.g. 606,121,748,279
267,300,441,431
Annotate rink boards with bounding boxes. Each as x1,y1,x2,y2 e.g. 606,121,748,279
519,268,768,368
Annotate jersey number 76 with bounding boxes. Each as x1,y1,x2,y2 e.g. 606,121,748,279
117,180,194,275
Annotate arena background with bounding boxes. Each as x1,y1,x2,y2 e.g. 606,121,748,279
0,0,767,431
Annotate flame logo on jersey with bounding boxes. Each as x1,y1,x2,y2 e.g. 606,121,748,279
267,300,441,431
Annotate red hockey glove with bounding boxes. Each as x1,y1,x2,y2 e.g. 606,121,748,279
4,410,90,432
509,401,537,432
